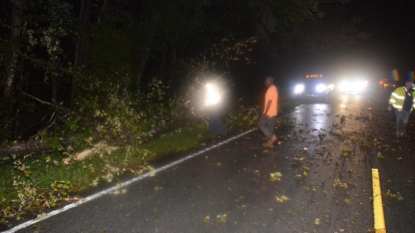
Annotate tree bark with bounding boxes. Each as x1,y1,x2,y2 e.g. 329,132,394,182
3,1,21,99
0,141,52,157
135,11,159,90
136,35,154,88
169,46,177,67
52,75,57,104
97,0,107,24
71,0,91,108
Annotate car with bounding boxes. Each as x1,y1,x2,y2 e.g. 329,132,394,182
293,74,335,100
379,78,396,88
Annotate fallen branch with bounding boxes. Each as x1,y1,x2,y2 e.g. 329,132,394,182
0,140,52,157
0,136,76,157
22,91,71,114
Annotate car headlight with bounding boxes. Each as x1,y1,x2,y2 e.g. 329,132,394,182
358,81,368,90
339,80,367,93
355,82,366,92
316,84,327,93
294,84,304,94
338,81,351,91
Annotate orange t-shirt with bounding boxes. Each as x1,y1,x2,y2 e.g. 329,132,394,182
264,85,278,117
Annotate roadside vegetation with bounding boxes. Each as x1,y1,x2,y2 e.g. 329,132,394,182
0,0,367,227
0,97,298,225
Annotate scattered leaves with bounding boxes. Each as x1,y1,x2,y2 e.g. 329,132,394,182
275,195,290,202
216,214,228,223
385,190,404,200
333,178,348,189
269,172,283,182
203,215,210,223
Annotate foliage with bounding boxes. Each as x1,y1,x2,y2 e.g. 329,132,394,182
0,0,74,141
226,103,260,131
0,0,364,143
165,35,259,126
0,98,15,143
0,122,214,224
1,154,73,222
0,0,368,227
75,77,167,143
145,0,210,50
201,0,360,56
294,7,370,53
88,24,135,79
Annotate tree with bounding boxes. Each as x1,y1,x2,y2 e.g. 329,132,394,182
71,0,91,108
0,0,73,140
2,0,22,99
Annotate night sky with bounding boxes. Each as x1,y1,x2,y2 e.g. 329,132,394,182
352,0,415,71
326,0,415,79
263,0,415,85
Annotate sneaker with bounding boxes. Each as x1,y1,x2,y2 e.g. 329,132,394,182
262,135,277,147
262,143,274,148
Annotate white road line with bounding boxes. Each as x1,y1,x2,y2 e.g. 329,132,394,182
3,130,256,233
3,109,299,233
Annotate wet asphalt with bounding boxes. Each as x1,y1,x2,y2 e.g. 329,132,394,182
11,88,415,233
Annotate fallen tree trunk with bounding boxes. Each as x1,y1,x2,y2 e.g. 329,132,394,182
0,140,53,157
0,117,204,157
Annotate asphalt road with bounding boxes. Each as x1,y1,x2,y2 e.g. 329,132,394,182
8,87,415,233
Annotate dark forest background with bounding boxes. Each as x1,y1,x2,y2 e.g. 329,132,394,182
0,0,370,146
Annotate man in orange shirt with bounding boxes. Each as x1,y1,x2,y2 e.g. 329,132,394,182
258,76,278,147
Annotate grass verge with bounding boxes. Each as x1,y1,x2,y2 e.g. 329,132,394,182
0,100,299,227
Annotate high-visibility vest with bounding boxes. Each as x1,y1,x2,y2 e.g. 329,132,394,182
389,86,415,112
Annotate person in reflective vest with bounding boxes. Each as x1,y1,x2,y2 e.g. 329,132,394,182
388,79,415,138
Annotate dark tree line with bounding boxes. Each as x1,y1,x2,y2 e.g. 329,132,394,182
0,0,368,144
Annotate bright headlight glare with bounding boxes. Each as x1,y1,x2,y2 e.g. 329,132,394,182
294,84,304,94
356,82,366,91
316,84,327,93
205,83,220,106
339,80,367,92
339,81,351,91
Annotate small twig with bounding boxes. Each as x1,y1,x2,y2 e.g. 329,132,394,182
40,119,56,134
45,102,63,125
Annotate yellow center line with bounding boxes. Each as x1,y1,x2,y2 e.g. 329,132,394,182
372,168,387,233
